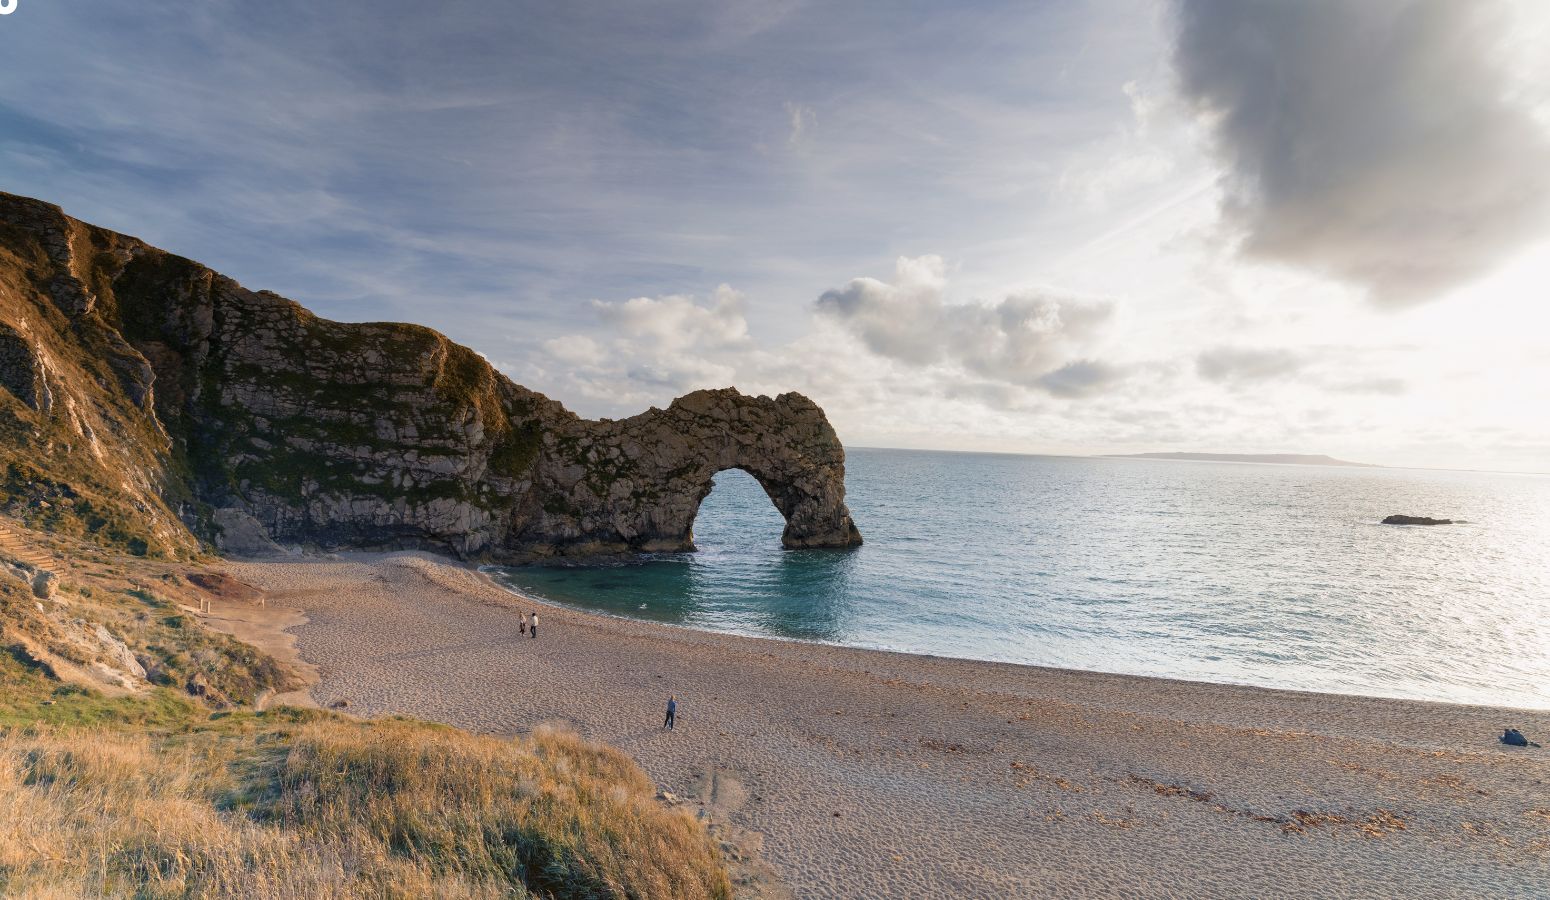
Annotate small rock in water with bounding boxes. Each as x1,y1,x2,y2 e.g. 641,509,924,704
1382,515,1454,526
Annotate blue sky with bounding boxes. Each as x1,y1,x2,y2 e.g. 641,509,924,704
2,1,1548,470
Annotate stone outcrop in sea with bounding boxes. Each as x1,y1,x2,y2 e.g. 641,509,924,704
1381,515,1454,526
0,191,861,561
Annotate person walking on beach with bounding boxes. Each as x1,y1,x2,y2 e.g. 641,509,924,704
529,612,538,639
663,695,677,731
519,611,528,637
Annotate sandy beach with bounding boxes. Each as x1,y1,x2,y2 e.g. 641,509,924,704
223,552,1550,898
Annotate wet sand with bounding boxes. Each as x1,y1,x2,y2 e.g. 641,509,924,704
226,552,1550,898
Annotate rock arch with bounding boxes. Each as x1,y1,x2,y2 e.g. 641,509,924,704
517,389,864,557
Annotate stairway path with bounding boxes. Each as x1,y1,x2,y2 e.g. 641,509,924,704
0,518,60,575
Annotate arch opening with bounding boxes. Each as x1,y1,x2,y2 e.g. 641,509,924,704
687,467,789,551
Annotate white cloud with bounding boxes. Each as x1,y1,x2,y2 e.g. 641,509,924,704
540,334,605,366
813,255,951,364
815,255,1121,395
783,101,815,148
1195,346,1306,385
1194,345,1419,400
1037,359,1126,398
1057,80,1182,209
591,284,751,353
525,287,753,410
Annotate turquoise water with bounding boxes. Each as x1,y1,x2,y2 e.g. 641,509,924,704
492,448,1550,709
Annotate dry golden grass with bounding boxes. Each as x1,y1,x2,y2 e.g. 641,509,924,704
0,537,730,899
0,713,731,899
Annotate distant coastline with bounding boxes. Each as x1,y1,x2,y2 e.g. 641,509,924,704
1102,452,1378,468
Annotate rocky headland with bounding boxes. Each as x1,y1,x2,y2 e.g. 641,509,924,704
0,191,861,562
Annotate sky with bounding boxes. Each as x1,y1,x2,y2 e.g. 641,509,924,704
1,0,1547,472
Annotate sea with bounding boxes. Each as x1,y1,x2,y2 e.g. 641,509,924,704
490,448,1550,710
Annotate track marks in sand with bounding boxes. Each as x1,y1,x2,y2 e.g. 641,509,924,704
662,767,790,900
1125,773,1409,838
1006,759,1090,794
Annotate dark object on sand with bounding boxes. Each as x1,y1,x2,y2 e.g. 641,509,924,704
1500,728,1539,748
1382,515,1454,526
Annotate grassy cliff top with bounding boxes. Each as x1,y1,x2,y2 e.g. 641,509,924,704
0,523,730,899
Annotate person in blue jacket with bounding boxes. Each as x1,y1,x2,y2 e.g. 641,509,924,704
663,695,677,730
1501,727,1539,747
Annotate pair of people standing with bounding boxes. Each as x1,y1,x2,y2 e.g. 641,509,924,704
519,611,538,639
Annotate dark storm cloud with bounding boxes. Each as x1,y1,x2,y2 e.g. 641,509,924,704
1171,0,1550,306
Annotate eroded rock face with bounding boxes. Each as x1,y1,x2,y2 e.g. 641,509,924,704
31,570,57,601
0,322,51,411
0,191,861,561
212,508,286,557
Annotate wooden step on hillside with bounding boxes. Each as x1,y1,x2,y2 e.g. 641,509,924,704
0,519,61,575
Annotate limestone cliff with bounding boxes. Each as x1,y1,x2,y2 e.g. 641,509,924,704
0,191,861,561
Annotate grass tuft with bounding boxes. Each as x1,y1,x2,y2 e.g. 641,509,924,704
0,705,731,899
